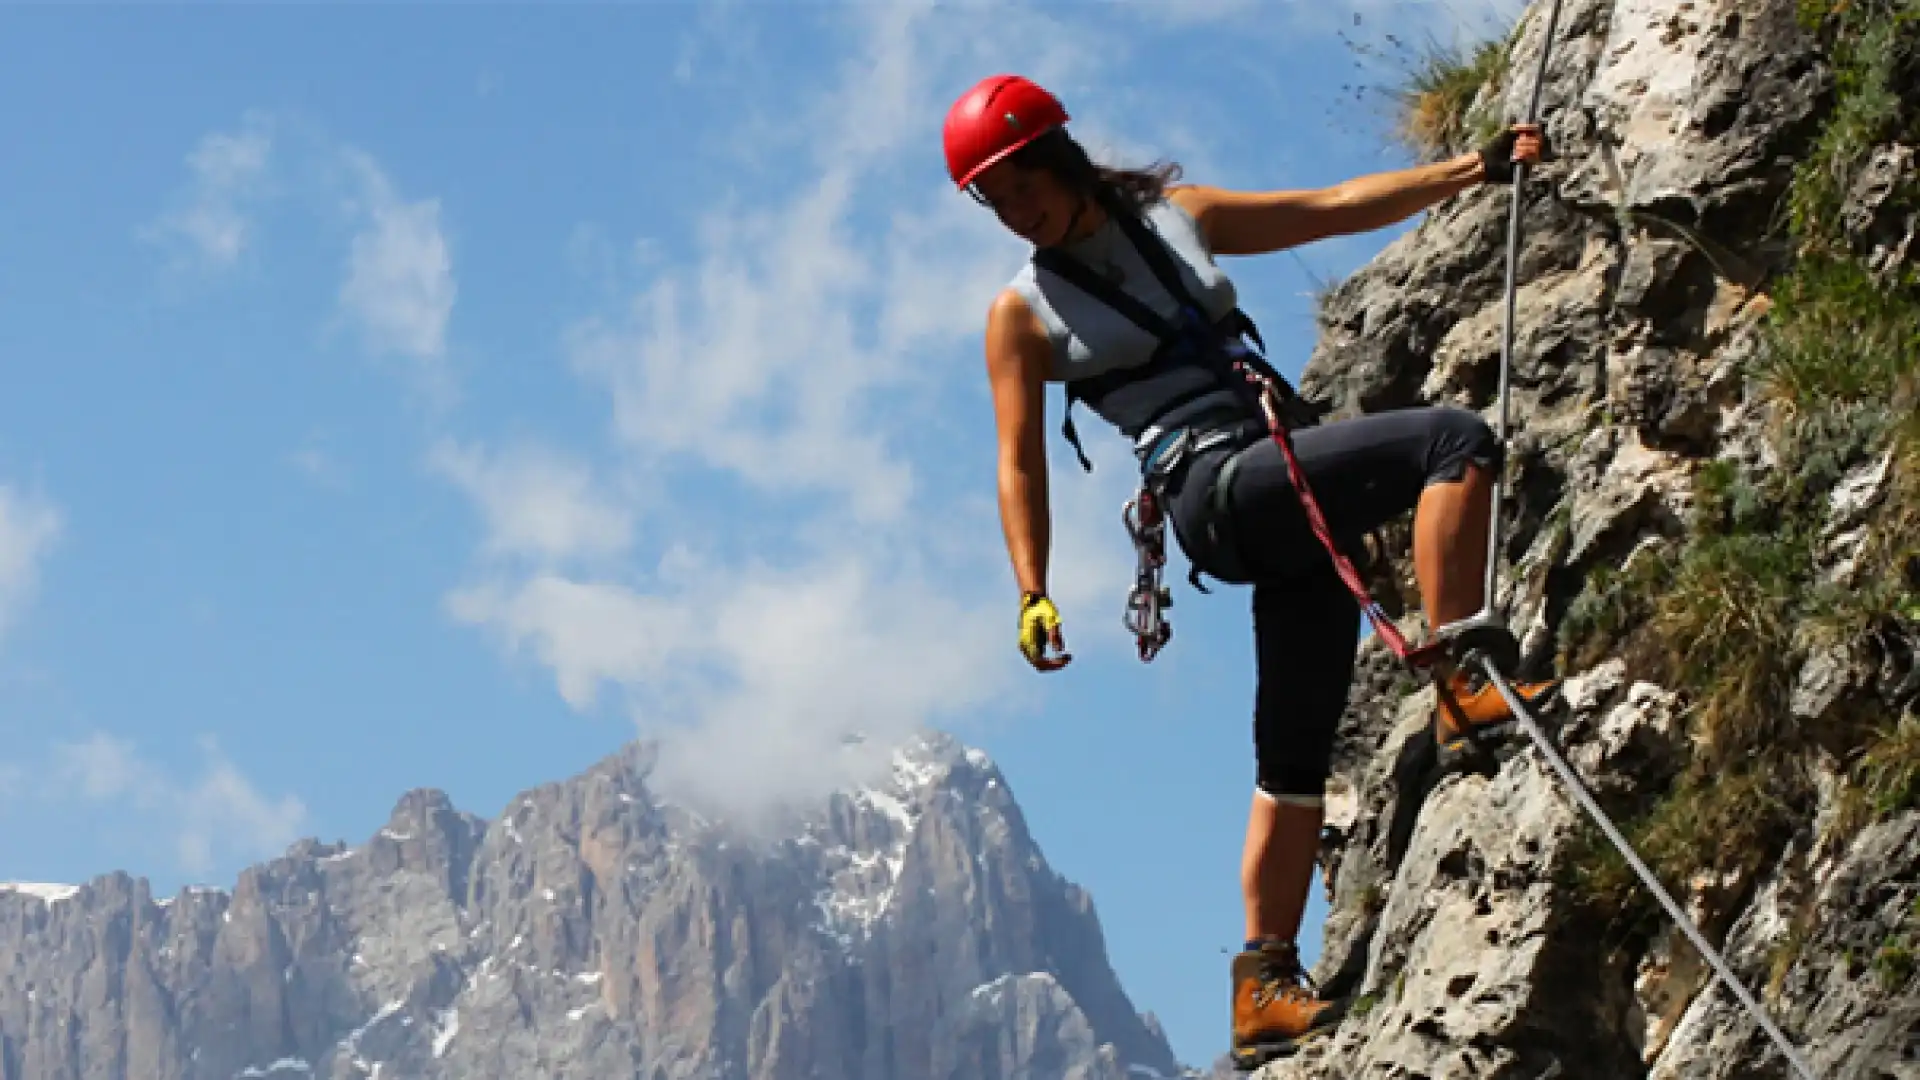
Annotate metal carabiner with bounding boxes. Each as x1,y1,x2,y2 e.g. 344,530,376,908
1122,488,1173,662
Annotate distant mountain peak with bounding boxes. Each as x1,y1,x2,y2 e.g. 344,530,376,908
0,727,1184,1079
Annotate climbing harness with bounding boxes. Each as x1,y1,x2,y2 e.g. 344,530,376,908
1040,203,1442,668
1035,191,1366,662
1034,193,1300,659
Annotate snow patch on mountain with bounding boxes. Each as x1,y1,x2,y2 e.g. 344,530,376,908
0,882,80,904
810,732,992,944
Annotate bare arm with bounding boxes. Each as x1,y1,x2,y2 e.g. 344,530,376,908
1169,150,1488,256
984,288,1055,599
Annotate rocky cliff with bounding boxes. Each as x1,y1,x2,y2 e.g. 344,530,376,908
0,732,1185,1080
1265,0,1920,1076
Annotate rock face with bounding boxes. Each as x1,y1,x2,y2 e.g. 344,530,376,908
1267,0,1920,1077
0,733,1185,1080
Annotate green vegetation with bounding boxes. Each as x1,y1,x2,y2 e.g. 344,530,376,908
1836,715,1920,836
1753,259,1918,419
1788,0,1920,261
1875,941,1915,989
1553,0,1920,957
1393,33,1512,161
1331,10,1523,163
1556,542,1673,673
1560,754,1806,939
1767,915,1812,998
1867,897,1920,991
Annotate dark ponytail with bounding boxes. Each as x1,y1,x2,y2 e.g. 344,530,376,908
1004,127,1183,218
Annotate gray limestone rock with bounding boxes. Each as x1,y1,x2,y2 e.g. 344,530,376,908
1246,0,1918,1077
1843,144,1919,279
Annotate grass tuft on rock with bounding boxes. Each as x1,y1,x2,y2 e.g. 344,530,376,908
1393,33,1511,161
1559,756,1807,941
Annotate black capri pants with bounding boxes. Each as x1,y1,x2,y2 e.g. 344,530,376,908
1167,405,1502,801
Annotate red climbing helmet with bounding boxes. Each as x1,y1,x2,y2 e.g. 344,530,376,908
943,74,1070,190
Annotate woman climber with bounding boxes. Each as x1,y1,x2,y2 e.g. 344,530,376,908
945,74,1561,1069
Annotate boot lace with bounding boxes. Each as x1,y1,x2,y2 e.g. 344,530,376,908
1250,954,1319,1009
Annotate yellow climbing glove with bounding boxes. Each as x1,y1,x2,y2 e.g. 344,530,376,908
1018,591,1071,672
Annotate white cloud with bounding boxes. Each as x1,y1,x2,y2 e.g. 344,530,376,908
671,0,758,87
447,542,1011,831
562,2,1116,523
428,439,635,566
0,485,62,645
441,1,1242,829
142,110,275,269
140,118,461,400
337,148,458,393
43,734,307,878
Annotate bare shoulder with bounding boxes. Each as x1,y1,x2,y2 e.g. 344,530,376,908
985,286,1053,381
987,287,1046,349
1165,181,1330,257
1166,182,1234,221
988,284,1034,323
1164,183,1250,253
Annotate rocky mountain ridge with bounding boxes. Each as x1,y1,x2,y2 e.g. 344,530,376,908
0,732,1187,1080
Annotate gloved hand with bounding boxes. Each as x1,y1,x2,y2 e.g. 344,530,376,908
1018,592,1072,672
1478,123,1550,184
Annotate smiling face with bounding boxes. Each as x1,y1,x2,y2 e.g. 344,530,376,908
969,157,1089,249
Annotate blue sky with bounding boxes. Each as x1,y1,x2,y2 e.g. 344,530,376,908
0,0,1520,1067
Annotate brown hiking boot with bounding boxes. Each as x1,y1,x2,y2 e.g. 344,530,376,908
1433,667,1561,769
1230,938,1347,1070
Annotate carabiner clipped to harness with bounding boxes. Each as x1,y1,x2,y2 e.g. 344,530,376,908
1122,488,1173,662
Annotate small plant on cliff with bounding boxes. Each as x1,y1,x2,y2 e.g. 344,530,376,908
1753,257,1920,422
1556,543,1674,673
1394,33,1511,160
1656,531,1811,765
1836,715,1920,836
1875,941,1916,990
1868,410,1920,583
1788,0,1920,256
1561,755,1805,941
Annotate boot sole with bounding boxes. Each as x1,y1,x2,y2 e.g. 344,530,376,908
1434,680,1568,772
1435,720,1523,772
1230,1028,1334,1071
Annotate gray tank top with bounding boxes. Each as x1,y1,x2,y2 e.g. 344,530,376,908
1006,197,1250,445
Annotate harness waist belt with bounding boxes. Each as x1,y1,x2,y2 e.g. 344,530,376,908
1137,412,1265,485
